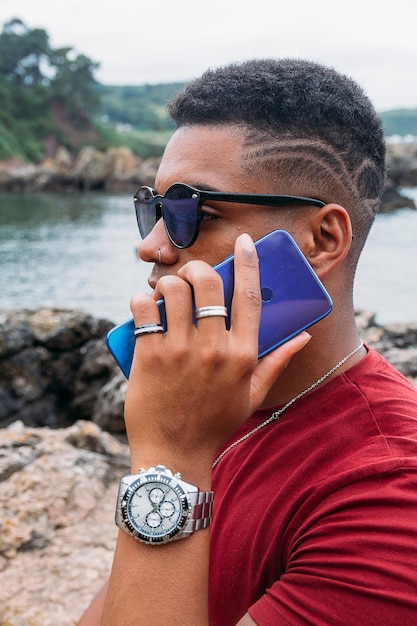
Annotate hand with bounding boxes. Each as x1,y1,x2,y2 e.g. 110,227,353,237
124,234,310,480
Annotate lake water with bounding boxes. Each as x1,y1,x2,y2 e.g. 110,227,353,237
0,189,416,325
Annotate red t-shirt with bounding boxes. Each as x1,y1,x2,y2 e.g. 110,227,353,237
209,348,417,625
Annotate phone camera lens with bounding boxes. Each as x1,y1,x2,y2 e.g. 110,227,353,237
261,287,273,302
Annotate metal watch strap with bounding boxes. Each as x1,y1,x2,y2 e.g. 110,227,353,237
182,490,214,534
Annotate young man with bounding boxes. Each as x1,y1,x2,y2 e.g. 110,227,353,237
80,59,417,625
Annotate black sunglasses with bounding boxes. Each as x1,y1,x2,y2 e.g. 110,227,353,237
134,182,326,249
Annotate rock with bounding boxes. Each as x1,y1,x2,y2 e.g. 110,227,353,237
1,308,416,436
386,142,417,187
358,315,417,383
0,145,158,192
55,146,73,171
102,146,142,185
380,142,417,212
135,156,162,186
0,309,122,431
92,369,128,433
380,185,416,212
0,420,129,625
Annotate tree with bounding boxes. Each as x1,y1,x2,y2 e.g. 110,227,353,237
49,48,100,117
0,18,50,85
0,17,100,160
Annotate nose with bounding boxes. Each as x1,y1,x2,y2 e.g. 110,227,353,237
137,218,179,265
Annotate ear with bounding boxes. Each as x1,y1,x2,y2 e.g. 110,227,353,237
303,204,353,278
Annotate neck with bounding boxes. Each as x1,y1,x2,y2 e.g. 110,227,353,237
262,316,365,408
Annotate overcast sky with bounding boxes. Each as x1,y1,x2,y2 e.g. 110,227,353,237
1,0,416,112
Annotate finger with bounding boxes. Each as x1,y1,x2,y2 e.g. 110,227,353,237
130,292,162,327
178,260,227,329
229,233,261,347
129,293,165,378
154,274,194,335
249,332,312,411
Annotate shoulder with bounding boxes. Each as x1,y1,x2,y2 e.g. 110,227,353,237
343,347,417,450
346,345,416,398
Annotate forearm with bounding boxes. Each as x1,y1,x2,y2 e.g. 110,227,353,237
102,527,210,626
101,449,213,626
78,581,109,625
102,529,209,626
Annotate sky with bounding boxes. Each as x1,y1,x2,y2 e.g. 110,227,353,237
1,0,417,112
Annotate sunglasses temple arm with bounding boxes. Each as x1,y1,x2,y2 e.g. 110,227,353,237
198,191,325,208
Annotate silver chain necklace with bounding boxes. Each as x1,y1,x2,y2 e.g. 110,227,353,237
212,341,364,468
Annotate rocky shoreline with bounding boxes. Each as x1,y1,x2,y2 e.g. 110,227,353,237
0,145,160,193
1,308,416,434
0,143,417,213
0,308,416,624
0,309,124,433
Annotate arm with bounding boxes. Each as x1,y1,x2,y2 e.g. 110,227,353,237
77,581,108,626
78,581,258,626
96,234,309,625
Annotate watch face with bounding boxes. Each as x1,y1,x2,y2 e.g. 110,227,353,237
121,471,191,543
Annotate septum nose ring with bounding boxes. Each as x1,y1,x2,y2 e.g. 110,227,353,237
158,249,161,264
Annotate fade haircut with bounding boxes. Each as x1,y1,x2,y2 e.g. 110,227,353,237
167,58,386,259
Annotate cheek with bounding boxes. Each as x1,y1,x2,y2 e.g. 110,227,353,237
235,212,287,246
194,240,236,267
189,223,241,266
190,210,292,267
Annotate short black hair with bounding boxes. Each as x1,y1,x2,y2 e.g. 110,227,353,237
167,58,386,255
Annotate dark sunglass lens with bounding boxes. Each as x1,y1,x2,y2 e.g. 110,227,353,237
135,187,158,239
164,185,199,248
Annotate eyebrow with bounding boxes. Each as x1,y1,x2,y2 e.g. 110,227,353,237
153,182,223,195
184,182,224,193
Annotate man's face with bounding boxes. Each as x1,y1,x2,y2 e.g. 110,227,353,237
138,125,302,289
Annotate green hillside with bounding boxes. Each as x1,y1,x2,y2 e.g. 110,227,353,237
93,83,184,158
96,83,184,130
1,17,416,164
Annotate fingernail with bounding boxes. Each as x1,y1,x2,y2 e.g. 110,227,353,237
239,233,256,255
299,332,312,347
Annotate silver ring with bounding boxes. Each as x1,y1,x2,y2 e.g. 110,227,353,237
195,306,228,320
134,323,164,337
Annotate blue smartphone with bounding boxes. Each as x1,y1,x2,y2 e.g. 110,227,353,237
106,230,332,378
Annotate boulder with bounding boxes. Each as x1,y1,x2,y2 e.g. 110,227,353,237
0,420,129,625
0,146,158,192
386,142,417,187
0,309,122,431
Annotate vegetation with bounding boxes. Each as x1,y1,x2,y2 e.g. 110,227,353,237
0,18,100,161
0,18,416,164
95,83,183,158
97,83,183,131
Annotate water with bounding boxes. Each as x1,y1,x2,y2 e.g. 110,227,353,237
0,190,416,325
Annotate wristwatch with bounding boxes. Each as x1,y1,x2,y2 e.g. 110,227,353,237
115,465,214,544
